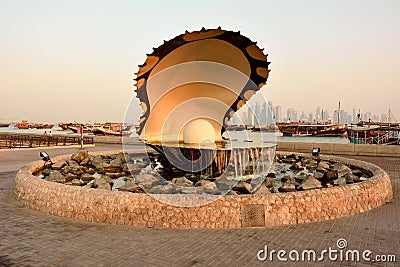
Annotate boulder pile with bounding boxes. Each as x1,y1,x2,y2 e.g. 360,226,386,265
38,151,372,195
274,153,371,192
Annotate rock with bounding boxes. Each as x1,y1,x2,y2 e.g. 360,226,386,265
125,164,142,175
233,181,251,194
226,190,238,195
290,162,304,171
344,173,357,184
333,163,352,177
71,179,85,186
319,161,330,169
124,154,133,163
317,161,330,171
84,180,94,188
203,182,220,195
93,173,102,179
278,178,298,192
302,158,318,169
264,178,274,189
314,172,324,180
295,172,308,183
79,157,90,166
115,152,126,163
352,175,362,182
90,156,105,169
281,158,296,164
215,176,236,191
297,175,322,190
119,180,143,193
60,166,70,175
67,159,78,166
101,166,119,173
285,153,299,160
80,173,93,182
160,183,180,194
106,172,126,179
253,183,271,195
352,169,363,177
171,177,193,187
181,187,202,194
42,168,51,176
360,169,373,178
45,170,66,183
333,177,346,186
281,175,292,182
65,173,78,182
112,177,127,191
110,158,123,168
147,185,162,194
52,160,67,170
71,150,88,163
94,177,113,190
135,174,161,188
326,170,338,181
195,179,211,187
70,166,86,176
86,168,96,175
138,162,149,169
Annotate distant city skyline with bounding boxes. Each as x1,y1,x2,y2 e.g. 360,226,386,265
232,100,398,126
1,1,399,123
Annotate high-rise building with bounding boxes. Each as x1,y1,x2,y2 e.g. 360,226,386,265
287,108,298,122
274,105,282,123
323,110,330,122
366,112,372,121
254,103,260,126
260,103,267,125
247,106,254,126
315,107,321,122
308,113,314,122
299,112,307,122
242,111,247,125
267,101,274,123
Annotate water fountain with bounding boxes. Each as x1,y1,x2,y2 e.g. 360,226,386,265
123,28,276,203
13,28,393,228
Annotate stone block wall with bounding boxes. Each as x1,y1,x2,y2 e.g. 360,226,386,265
13,151,393,228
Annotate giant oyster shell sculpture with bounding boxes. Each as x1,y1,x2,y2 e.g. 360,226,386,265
135,27,270,144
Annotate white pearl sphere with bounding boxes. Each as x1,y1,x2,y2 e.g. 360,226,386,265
183,119,215,144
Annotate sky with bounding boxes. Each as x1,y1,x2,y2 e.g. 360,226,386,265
0,0,399,123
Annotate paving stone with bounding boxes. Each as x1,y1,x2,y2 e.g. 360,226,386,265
0,146,398,266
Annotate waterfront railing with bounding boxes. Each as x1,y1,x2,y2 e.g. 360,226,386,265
0,133,93,149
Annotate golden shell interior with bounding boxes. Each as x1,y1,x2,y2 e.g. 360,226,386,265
135,28,270,144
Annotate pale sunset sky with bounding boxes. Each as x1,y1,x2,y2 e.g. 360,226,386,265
0,0,399,123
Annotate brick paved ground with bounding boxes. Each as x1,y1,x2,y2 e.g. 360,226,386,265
0,145,398,266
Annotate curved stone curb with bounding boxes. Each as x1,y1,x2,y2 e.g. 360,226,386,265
13,151,393,228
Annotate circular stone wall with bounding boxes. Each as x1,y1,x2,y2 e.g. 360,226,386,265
13,151,393,228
